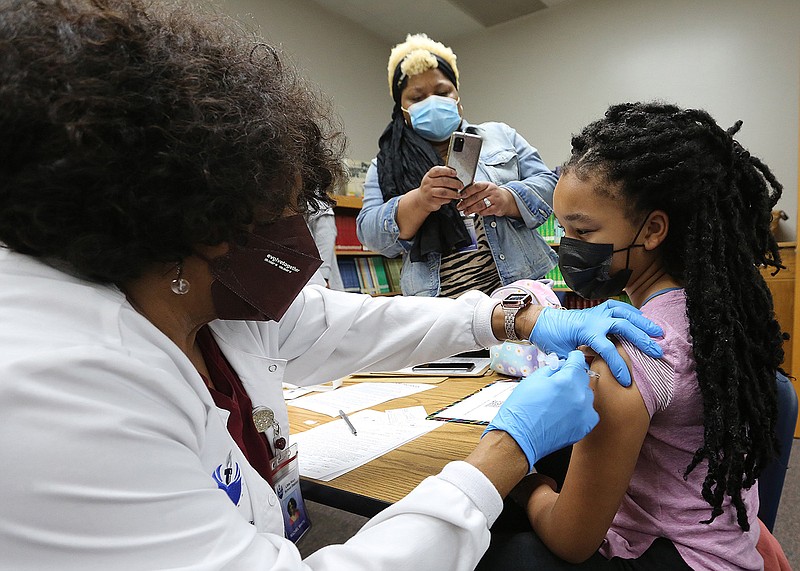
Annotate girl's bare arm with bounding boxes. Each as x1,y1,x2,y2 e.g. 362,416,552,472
521,344,651,563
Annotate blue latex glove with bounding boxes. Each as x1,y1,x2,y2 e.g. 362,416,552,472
530,300,664,387
484,350,599,472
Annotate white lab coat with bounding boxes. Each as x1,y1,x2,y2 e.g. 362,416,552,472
0,249,504,570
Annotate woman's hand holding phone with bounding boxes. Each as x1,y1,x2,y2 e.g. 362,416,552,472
396,165,461,239
458,182,521,218
412,165,463,213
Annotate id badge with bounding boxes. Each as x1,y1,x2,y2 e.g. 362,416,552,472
456,215,479,253
269,443,311,543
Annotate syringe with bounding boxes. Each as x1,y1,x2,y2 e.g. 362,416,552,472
542,352,600,379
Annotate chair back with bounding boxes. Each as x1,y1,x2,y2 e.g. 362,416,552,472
757,371,798,532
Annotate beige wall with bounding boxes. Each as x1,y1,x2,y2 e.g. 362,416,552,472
215,0,390,160
215,0,800,240
450,0,800,240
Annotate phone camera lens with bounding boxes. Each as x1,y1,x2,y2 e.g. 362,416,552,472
453,136,464,152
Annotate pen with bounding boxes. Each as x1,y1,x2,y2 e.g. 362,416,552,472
338,409,357,436
224,451,233,485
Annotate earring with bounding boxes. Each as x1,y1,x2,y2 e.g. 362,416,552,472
170,263,190,295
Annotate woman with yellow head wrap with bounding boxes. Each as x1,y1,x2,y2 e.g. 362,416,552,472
357,33,559,297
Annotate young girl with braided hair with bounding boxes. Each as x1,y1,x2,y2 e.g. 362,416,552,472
495,102,785,570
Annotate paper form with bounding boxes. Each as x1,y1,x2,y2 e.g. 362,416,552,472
287,382,435,417
283,386,314,400
283,378,345,400
386,405,428,426
428,381,518,424
292,409,441,481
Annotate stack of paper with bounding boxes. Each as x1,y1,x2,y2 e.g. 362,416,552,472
428,381,518,424
292,408,440,481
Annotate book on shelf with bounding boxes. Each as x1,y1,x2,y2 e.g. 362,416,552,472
354,257,375,294
561,292,603,309
559,291,632,309
336,255,398,295
536,214,564,245
333,213,366,251
360,257,378,294
337,258,362,293
544,264,567,289
371,258,392,294
383,257,402,293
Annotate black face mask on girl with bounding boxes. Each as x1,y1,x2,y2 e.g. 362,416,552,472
558,213,651,300
205,215,323,322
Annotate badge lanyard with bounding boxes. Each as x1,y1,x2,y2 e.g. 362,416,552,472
456,214,479,253
253,406,287,452
270,443,311,543
253,406,311,543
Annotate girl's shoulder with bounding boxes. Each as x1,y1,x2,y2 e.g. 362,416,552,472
616,290,692,415
640,289,691,355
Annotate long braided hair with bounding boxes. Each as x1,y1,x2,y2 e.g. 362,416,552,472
564,102,784,530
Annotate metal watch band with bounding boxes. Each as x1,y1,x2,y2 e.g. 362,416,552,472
503,307,520,341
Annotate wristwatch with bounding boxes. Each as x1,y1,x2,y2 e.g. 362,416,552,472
501,292,533,341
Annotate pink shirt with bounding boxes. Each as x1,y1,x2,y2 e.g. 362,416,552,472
600,289,762,570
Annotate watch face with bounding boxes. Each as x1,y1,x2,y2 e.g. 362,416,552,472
503,292,533,308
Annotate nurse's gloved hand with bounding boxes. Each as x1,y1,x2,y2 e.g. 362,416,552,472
484,351,598,472
529,300,663,387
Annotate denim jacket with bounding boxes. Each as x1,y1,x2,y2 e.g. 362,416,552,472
356,120,558,296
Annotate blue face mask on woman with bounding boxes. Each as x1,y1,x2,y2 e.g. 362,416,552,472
403,95,461,142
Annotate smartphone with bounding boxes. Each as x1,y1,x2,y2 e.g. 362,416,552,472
453,349,490,358
446,131,483,190
412,362,476,372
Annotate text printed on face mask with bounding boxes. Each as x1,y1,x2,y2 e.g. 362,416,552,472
264,254,300,273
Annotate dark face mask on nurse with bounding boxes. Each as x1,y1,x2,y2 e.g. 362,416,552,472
204,215,323,322
558,213,651,300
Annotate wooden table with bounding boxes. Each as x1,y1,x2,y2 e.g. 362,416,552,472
287,374,500,517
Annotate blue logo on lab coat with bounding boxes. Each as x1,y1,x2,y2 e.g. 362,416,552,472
212,456,242,505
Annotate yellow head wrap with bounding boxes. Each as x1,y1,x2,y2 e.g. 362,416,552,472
387,33,459,100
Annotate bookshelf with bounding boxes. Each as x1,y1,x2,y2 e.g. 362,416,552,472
788,118,800,436
331,194,363,210
331,203,630,305
331,195,402,296
762,242,795,377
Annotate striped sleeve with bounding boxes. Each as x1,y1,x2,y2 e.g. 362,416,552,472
618,337,674,415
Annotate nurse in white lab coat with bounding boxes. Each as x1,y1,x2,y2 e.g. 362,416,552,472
0,2,664,569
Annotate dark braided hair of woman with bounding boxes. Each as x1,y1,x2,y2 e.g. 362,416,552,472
563,102,784,531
